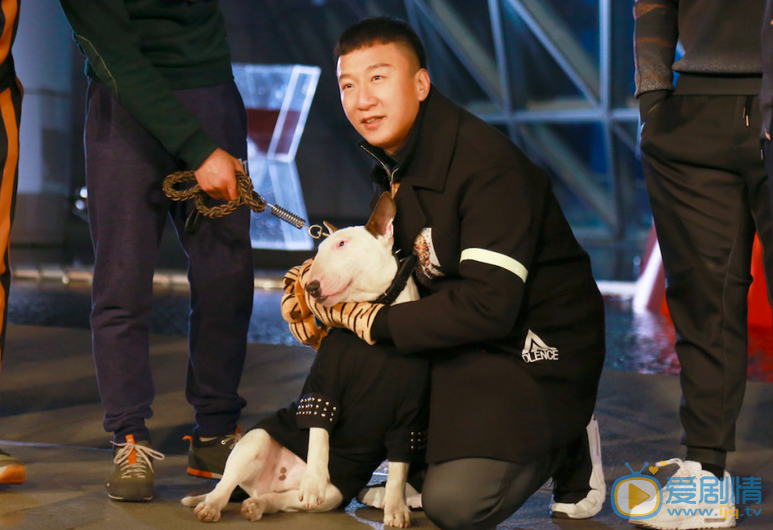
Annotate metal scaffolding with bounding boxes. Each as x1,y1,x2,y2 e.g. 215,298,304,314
404,0,646,245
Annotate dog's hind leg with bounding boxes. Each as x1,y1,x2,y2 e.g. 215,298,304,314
182,429,276,523
241,485,344,521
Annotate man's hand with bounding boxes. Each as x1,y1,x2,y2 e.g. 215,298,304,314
194,148,244,201
280,260,328,350
305,294,384,345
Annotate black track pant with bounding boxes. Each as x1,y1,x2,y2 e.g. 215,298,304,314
640,91,773,468
422,429,596,530
422,447,579,530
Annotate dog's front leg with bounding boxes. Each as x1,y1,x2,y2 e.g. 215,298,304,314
383,461,413,528
298,427,332,510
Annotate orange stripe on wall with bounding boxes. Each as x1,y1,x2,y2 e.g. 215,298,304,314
0,0,18,66
0,85,19,367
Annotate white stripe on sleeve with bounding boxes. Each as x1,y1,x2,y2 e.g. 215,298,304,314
460,248,528,283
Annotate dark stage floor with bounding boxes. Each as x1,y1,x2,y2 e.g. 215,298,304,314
1,321,772,530
2,247,773,529
7,273,773,382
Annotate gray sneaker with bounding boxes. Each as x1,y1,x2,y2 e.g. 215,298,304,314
183,430,241,480
105,435,165,502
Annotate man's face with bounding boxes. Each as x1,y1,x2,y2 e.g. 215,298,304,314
337,42,430,155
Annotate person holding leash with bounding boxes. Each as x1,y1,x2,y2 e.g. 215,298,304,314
57,0,254,502
299,17,607,529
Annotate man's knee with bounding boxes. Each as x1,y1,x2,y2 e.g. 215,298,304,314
422,481,497,530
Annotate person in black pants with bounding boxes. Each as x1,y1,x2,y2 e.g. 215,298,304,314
297,17,607,529
632,1,773,528
0,0,24,487
58,1,254,502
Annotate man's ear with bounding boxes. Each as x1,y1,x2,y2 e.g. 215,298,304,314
416,68,430,102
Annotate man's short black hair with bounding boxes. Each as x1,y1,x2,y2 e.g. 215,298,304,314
335,16,427,70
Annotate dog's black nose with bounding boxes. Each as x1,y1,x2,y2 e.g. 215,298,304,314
306,280,321,298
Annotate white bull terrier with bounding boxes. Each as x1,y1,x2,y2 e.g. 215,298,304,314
182,193,421,527
305,192,419,306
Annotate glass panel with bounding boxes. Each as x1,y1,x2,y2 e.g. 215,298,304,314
432,0,497,59
611,0,637,108
232,64,321,250
541,0,600,59
418,13,496,108
501,4,589,106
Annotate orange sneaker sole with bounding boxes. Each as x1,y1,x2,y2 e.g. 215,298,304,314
0,464,26,485
187,467,222,480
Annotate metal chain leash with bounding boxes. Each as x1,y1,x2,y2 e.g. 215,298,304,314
163,169,267,217
163,170,329,238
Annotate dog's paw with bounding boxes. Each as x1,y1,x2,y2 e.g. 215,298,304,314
299,470,328,509
384,502,413,528
241,497,267,521
193,501,222,523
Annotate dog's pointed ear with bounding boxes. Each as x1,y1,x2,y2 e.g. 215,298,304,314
365,192,396,239
323,221,338,234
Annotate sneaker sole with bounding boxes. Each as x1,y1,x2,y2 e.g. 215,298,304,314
107,493,154,503
187,467,223,480
550,489,605,519
631,514,736,530
550,502,603,519
0,464,25,485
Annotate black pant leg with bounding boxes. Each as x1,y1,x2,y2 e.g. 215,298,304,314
170,82,253,438
86,80,173,441
746,98,773,318
640,94,757,467
422,449,566,530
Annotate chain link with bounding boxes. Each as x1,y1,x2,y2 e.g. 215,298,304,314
163,169,332,239
163,170,267,218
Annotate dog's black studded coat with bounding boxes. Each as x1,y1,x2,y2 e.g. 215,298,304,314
252,329,429,505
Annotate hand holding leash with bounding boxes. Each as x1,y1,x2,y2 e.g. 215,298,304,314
163,170,332,238
193,148,243,201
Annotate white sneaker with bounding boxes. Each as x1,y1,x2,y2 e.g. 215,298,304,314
550,415,606,519
356,481,422,509
629,459,735,529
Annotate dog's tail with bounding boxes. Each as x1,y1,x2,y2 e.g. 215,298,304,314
181,493,208,507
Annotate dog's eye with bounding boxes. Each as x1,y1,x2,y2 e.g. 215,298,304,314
338,240,346,247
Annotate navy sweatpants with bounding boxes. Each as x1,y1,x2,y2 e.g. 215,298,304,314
84,79,254,442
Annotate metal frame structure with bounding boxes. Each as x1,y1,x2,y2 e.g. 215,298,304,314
403,0,645,244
